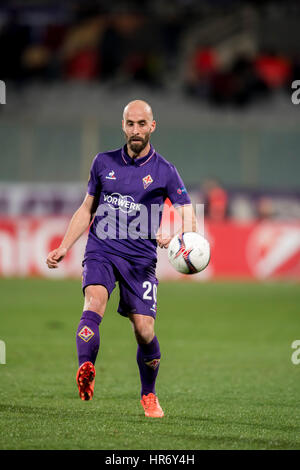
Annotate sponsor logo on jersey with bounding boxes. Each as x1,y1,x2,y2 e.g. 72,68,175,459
145,358,160,370
103,192,141,213
106,170,116,180
143,174,153,189
177,187,187,195
78,326,95,342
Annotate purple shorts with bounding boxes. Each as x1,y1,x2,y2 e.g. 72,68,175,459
82,253,158,318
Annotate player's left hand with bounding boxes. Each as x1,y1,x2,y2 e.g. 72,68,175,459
156,232,172,249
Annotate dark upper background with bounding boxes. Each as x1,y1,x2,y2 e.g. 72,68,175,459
1,0,300,221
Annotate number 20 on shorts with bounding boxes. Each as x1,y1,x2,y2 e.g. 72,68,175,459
142,281,157,302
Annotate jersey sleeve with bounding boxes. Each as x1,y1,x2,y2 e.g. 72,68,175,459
165,164,191,207
87,154,101,196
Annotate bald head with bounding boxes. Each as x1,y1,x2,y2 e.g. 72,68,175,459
122,99,156,158
123,100,153,121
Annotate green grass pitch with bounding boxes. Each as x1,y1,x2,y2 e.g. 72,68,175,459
0,278,300,450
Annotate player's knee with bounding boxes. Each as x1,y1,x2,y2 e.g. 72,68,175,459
84,285,108,316
132,316,155,344
86,297,105,315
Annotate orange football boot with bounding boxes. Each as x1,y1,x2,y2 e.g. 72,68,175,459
76,361,96,401
140,393,164,418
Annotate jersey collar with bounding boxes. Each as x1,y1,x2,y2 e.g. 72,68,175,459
121,144,156,167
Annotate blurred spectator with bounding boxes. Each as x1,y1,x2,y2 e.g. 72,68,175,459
186,49,272,107
99,12,163,87
160,12,183,72
210,55,265,107
256,196,275,220
0,11,30,82
254,50,292,89
0,1,298,98
22,45,51,80
230,195,256,221
61,16,104,80
203,179,228,222
185,46,218,98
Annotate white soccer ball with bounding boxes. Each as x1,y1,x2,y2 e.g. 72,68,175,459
168,232,210,274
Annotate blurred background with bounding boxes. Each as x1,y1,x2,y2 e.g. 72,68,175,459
1,0,300,281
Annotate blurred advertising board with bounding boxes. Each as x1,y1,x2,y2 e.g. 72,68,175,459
0,216,299,281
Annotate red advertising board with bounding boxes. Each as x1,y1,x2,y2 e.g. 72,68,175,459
0,217,300,280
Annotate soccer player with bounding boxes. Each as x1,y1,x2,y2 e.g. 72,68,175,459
46,100,197,418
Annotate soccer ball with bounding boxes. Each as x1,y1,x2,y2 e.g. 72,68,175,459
168,232,210,274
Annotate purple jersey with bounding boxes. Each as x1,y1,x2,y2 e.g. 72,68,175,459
84,144,191,263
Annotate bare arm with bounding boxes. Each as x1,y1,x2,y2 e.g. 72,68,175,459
46,193,95,269
176,203,197,234
156,203,197,249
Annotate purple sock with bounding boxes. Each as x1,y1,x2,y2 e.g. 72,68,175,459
76,310,102,366
137,336,161,397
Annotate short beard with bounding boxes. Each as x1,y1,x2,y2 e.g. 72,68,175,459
126,132,151,158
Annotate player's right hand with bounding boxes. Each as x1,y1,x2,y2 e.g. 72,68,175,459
156,232,172,249
46,247,68,269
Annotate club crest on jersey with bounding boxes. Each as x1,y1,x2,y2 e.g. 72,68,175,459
106,170,116,180
145,358,160,370
78,325,94,342
143,174,153,189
